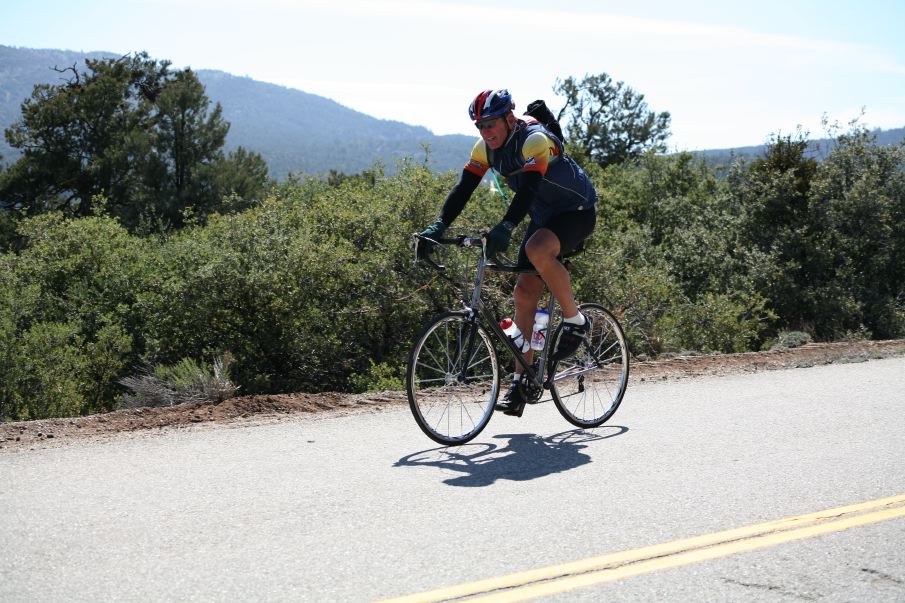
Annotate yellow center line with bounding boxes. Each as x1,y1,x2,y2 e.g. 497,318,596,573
377,493,905,603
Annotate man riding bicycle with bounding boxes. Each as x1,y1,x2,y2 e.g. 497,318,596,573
418,89,598,418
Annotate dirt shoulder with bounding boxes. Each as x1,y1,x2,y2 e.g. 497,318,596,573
2,339,903,452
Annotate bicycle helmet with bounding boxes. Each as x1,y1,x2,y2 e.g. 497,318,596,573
469,89,514,122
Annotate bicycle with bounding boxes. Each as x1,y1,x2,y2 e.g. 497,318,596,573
407,233,629,445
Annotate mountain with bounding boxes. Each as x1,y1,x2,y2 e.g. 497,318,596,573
0,45,475,178
2,46,902,180
195,69,476,178
687,127,905,169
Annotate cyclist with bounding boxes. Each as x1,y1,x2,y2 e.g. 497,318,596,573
418,89,598,417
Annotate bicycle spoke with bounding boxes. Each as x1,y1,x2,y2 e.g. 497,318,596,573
428,401,451,429
466,372,496,382
467,348,491,372
407,313,499,445
422,339,449,373
414,362,447,377
595,340,619,360
437,329,456,372
549,304,628,428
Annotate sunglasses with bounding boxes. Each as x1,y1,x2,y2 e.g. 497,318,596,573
475,118,500,130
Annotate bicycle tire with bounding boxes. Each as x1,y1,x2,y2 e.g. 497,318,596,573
549,303,629,428
406,312,500,445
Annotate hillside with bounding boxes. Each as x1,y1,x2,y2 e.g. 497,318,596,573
0,45,474,178
195,70,476,177
2,45,902,180
689,128,904,168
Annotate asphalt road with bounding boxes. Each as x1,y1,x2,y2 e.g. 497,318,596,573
2,357,904,602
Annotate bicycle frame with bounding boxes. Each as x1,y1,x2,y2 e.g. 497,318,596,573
416,234,556,392
465,255,556,392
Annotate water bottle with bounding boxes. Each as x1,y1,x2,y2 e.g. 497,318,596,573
499,318,529,352
530,308,550,350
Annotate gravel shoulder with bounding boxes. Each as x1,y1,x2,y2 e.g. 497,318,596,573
2,339,903,452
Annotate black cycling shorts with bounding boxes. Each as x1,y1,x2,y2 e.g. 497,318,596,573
516,208,597,269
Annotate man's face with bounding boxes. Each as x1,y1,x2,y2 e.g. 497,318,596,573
476,116,510,150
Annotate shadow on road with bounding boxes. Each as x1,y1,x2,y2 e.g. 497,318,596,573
394,426,628,487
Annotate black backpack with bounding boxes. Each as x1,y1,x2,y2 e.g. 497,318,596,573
525,99,565,142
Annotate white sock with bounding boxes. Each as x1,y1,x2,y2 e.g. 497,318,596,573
563,312,586,326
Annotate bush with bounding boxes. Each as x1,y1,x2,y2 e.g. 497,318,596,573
0,214,145,419
349,360,405,393
10,321,86,420
770,331,813,350
2,126,903,421
660,293,773,354
135,162,464,394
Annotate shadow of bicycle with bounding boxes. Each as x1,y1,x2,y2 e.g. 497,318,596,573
394,426,628,487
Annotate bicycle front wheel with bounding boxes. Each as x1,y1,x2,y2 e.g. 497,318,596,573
549,303,629,428
406,312,500,445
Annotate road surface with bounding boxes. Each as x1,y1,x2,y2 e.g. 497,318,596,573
2,357,904,601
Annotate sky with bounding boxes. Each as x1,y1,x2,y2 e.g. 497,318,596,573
3,0,904,150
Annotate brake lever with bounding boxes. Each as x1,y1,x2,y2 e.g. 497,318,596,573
412,234,446,270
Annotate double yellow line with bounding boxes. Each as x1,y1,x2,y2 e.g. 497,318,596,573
380,493,905,603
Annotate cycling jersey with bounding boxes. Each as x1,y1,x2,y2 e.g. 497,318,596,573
464,119,597,226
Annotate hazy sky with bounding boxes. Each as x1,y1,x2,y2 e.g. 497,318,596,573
3,0,904,150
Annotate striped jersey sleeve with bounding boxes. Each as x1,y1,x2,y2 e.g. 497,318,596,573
520,131,559,176
464,139,490,177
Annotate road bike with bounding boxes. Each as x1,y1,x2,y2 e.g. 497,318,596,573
407,233,629,445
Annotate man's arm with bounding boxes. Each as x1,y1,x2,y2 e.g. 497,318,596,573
499,130,554,226
501,171,541,226
438,168,482,226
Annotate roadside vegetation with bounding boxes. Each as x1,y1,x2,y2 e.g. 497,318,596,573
1,58,903,421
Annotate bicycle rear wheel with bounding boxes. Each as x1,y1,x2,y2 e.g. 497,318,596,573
406,312,500,445
549,303,629,428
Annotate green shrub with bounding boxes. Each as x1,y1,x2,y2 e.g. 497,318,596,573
12,321,86,420
135,162,466,395
2,126,902,421
0,213,148,419
572,225,680,357
660,293,773,354
349,360,405,393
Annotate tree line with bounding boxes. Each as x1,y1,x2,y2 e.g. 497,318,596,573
0,57,902,421
0,52,268,232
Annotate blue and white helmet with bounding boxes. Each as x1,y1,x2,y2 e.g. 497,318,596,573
468,89,514,121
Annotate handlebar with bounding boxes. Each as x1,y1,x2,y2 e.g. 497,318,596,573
412,232,581,275
412,233,480,272
413,233,484,249
412,232,530,274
